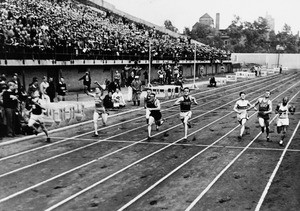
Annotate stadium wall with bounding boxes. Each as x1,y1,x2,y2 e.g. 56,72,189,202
231,53,300,69
0,60,231,91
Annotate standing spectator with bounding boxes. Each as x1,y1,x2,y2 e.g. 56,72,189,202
57,77,67,101
143,70,149,86
79,71,91,92
165,63,172,85
114,70,121,88
131,75,142,106
0,81,6,139
3,82,18,137
46,77,56,102
173,65,179,80
126,71,135,102
28,77,39,98
157,68,164,85
40,76,50,103
12,73,22,94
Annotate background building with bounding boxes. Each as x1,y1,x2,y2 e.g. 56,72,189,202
199,13,214,27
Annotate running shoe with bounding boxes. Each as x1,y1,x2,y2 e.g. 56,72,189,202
238,135,242,140
279,140,284,146
46,137,51,142
266,137,271,142
187,122,192,128
92,133,99,137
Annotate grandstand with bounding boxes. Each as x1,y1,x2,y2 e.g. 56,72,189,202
0,0,231,89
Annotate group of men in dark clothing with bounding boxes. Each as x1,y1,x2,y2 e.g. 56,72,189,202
0,73,67,139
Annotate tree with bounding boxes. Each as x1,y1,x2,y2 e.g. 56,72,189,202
164,20,178,33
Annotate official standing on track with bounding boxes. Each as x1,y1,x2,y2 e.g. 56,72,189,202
275,97,296,146
173,87,198,141
253,90,272,142
233,92,255,140
86,81,108,137
146,93,164,140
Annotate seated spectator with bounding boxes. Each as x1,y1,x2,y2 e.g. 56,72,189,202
107,79,120,93
103,91,114,110
112,88,126,108
208,75,217,87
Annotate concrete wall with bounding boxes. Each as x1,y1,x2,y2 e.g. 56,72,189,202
231,53,300,69
0,61,231,91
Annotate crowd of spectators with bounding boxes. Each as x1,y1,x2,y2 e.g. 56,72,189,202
0,73,68,139
0,0,230,61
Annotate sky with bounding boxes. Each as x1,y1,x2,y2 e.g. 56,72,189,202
105,0,300,34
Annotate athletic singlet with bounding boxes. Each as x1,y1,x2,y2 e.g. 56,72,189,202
31,99,43,115
144,94,151,104
147,99,158,109
236,100,250,110
180,96,192,112
278,103,289,119
258,98,271,118
94,94,104,109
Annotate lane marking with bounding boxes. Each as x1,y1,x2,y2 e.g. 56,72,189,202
0,77,292,180
0,74,293,162
254,120,300,211
0,76,297,206
117,85,300,211
184,89,300,211
0,74,281,147
45,82,300,211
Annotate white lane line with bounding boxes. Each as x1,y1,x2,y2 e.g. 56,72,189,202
117,84,300,211
184,89,300,211
0,95,237,204
47,82,299,211
0,74,280,147
0,74,291,162
45,110,235,211
49,137,300,152
0,77,287,179
254,120,300,211
0,77,295,205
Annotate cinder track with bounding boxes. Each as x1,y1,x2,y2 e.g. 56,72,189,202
0,72,299,211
